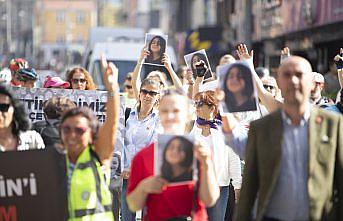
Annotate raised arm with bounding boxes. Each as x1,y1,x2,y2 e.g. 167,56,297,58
237,44,281,112
162,53,183,89
132,46,149,101
185,69,195,99
94,54,120,168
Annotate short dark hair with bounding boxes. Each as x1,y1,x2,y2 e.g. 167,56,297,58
43,97,76,119
60,107,99,140
0,83,30,135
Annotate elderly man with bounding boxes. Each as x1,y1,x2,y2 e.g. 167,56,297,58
234,56,343,221
310,72,333,108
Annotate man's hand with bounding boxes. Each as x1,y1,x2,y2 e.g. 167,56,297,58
101,53,118,92
140,176,168,194
236,44,253,61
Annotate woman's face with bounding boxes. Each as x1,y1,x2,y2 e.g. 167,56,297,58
195,100,214,120
165,138,186,165
150,37,161,53
226,67,245,94
71,71,87,90
192,55,202,69
60,115,92,157
159,95,189,134
139,84,160,108
0,94,14,129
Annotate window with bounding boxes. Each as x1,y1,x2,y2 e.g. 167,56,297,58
56,10,65,23
76,11,85,24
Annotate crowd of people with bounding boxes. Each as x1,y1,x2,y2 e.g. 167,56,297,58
0,41,342,221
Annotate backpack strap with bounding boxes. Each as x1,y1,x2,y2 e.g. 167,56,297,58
124,108,131,127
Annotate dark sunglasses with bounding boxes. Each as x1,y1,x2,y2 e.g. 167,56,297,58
263,85,275,90
194,101,211,107
141,89,159,96
61,125,88,136
0,103,11,112
72,78,87,84
125,85,133,89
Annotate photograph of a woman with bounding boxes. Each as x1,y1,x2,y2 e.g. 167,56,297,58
144,34,167,66
156,135,196,184
219,62,257,113
184,49,212,80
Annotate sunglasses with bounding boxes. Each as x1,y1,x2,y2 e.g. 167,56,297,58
61,125,89,136
125,85,133,89
141,89,159,96
0,103,11,112
194,101,211,107
263,85,275,90
72,78,86,84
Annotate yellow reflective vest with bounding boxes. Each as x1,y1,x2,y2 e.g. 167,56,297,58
67,146,114,221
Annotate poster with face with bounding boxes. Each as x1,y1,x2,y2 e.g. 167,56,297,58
155,134,197,185
184,49,212,81
144,33,168,66
217,61,258,113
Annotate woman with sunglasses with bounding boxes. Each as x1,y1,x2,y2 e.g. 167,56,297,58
60,59,119,221
0,84,45,152
121,77,161,221
186,91,242,221
126,89,219,221
66,67,96,90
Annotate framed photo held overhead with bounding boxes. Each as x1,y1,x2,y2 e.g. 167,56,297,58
217,61,258,113
144,33,168,67
184,49,212,81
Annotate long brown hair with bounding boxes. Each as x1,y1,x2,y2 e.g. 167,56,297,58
66,67,96,90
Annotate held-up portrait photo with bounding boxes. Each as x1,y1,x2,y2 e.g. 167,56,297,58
144,33,168,66
184,49,212,81
217,61,258,113
155,134,197,185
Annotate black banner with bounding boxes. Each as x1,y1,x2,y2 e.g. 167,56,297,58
0,149,67,221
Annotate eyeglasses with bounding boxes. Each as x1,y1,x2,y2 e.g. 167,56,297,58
0,103,11,112
71,78,87,84
125,85,133,89
263,85,275,90
61,125,89,136
194,101,211,107
141,89,159,96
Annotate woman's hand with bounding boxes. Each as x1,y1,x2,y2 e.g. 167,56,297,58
101,53,118,92
236,44,253,61
194,142,212,168
139,46,150,63
162,53,172,69
140,176,168,194
185,69,194,85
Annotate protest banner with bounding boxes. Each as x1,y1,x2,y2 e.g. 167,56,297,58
0,149,67,221
11,87,109,123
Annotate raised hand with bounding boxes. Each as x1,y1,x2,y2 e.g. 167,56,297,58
280,47,291,63
185,69,195,85
194,142,212,166
101,53,119,92
139,46,150,63
236,44,253,61
334,48,343,70
162,53,172,69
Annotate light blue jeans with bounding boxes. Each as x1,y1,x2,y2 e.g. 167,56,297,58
121,179,136,221
206,186,229,221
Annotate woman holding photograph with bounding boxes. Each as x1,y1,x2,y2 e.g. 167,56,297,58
146,35,166,65
161,136,194,183
186,91,242,221
127,89,219,221
223,62,256,112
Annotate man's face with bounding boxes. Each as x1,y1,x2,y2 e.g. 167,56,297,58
310,81,324,100
277,57,313,106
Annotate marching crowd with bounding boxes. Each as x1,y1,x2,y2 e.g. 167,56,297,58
0,42,343,221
